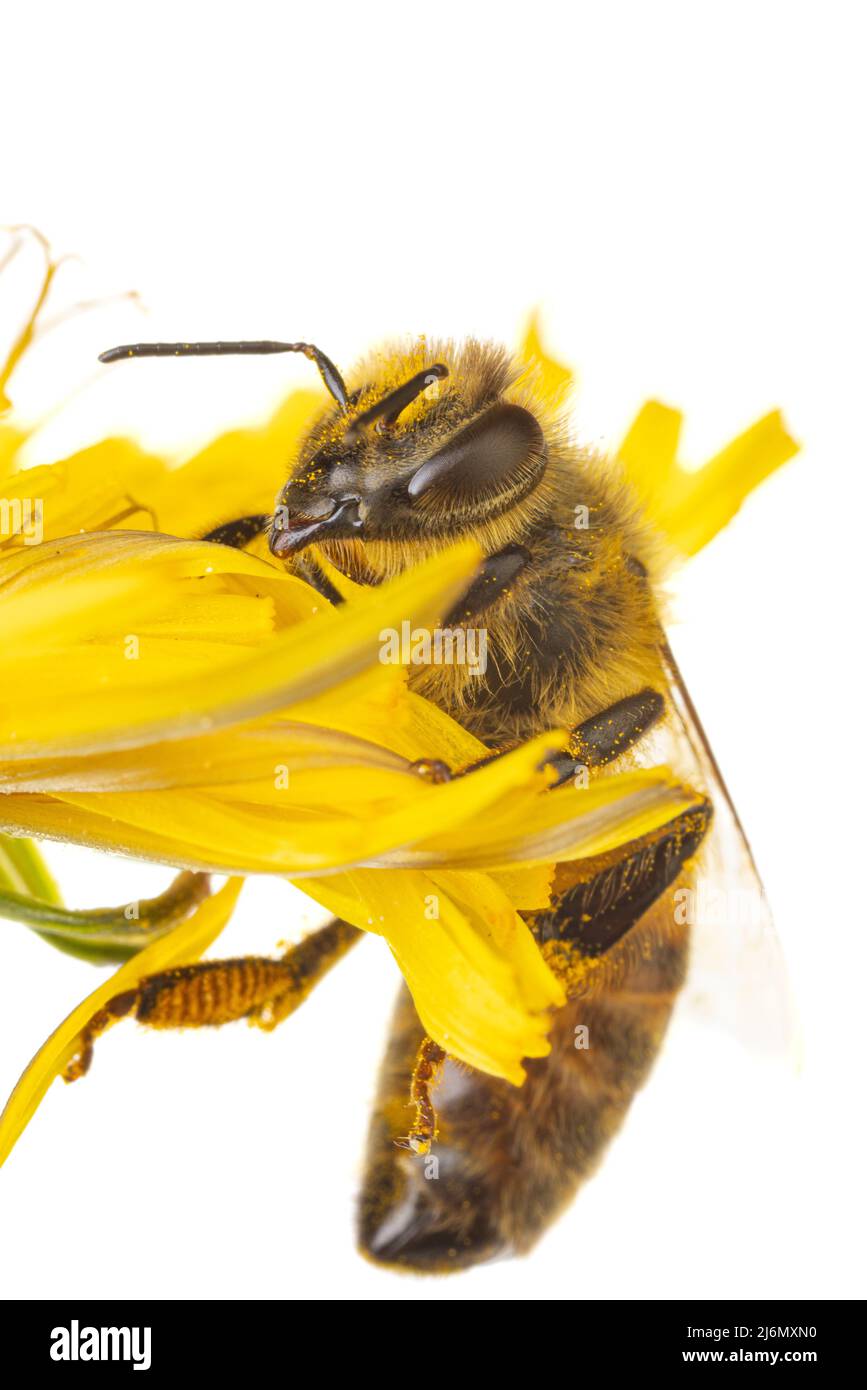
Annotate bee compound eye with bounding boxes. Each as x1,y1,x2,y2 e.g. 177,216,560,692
407,402,546,506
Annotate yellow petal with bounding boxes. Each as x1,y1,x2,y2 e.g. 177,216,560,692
488,863,555,911
620,403,799,557
377,766,703,869
0,877,242,1166
0,533,482,758
0,721,409,794
618,399,682,496
0,418,28,471
0,731,565,875
516,310,575,406
296,867,563,1082
141,387,321,539
0,442,166,549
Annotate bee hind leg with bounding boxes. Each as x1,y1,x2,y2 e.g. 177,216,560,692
531,798,712,962
63,918,360,1082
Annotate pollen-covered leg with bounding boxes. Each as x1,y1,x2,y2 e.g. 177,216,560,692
395,1037,446,1156
63,995,137,1083
530,798,712,963
249,918,361,1030
63,919,360,1082
455,688,665,782
546,687,665,786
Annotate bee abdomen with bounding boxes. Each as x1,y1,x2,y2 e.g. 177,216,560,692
358,904,688,1273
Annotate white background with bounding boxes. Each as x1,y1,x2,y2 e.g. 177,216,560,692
1,1,865,1301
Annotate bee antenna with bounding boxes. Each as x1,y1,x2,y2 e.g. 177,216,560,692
97,339,350,410
346,363,449,438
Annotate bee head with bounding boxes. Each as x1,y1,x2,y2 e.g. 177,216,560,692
270,349,548,563
95,335,549,568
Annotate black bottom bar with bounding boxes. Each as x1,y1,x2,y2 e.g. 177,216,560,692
0,1298,856,1372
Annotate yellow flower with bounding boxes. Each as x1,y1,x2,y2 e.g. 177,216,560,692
0,527,690,1110
0,237,798,1161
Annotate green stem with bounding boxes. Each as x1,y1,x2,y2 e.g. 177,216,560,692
0,835,62,904
0,870,212,963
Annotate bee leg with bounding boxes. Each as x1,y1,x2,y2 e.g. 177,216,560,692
545,687,665,786
293,555,347,606
457,689,665,780
201,514,270,548
444,543,530,624
531,798,712,961
394,1037,447,1156
62,918,360,1082
64,997,137,1082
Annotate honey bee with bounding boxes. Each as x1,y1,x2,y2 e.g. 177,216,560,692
93,334,785,1272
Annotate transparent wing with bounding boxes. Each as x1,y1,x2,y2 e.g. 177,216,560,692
639,636,796,1057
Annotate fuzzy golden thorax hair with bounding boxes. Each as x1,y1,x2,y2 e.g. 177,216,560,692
278,337,668,745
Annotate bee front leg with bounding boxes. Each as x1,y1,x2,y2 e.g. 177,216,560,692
444,544,531,624
201,513,348,607
201,514,270,548
63,918,360,1082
